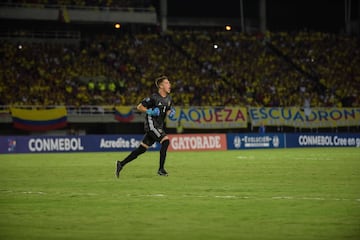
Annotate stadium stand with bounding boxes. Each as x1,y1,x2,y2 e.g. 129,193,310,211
1,29,359,108
268,31,360,108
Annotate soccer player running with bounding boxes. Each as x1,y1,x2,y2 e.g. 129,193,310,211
116,76,175,178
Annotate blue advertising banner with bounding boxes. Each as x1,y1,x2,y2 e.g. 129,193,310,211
2,133,360,154
227,133,285,150
0,135,160,154
285,133,360,148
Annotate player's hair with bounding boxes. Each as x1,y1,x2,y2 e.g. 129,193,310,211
155,75,168,88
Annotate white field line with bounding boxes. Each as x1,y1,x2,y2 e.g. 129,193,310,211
236,155,336,161
140,194,166,197
293,157,334,161
1,190,359,202
126,193,359,202
0,190,47,195
22,191,46,195
236,156,255,159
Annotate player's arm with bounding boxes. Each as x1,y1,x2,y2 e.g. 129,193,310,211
136,103,148,113
137,97,153,113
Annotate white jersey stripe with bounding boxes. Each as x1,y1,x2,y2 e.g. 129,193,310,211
147,115,161,137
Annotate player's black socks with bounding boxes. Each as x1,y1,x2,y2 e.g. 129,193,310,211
159,139,170,169
121,145,147,166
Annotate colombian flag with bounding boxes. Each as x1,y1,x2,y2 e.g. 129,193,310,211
10,107,67,131
114,106,134,122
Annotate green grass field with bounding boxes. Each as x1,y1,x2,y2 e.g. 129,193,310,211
0,148,360,240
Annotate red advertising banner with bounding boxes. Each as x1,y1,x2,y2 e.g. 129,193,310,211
168,134,227,151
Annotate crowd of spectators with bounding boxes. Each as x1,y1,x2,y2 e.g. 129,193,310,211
169,30,360,108
0,30,359,108
269,31,360,107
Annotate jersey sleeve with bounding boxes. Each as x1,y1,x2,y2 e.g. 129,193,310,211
140,96,155,109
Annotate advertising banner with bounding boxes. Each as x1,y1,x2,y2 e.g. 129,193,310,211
2,133,359,154
286,133,360,148
227,133,285,150
248,107,360,128
0,134,228,154
0,135,160,154
168,134,227,151
166,107,248,129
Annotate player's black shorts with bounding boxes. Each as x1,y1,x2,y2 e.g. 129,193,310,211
142,128,167,147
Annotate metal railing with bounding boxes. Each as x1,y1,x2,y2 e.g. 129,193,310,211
0,105,125,116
